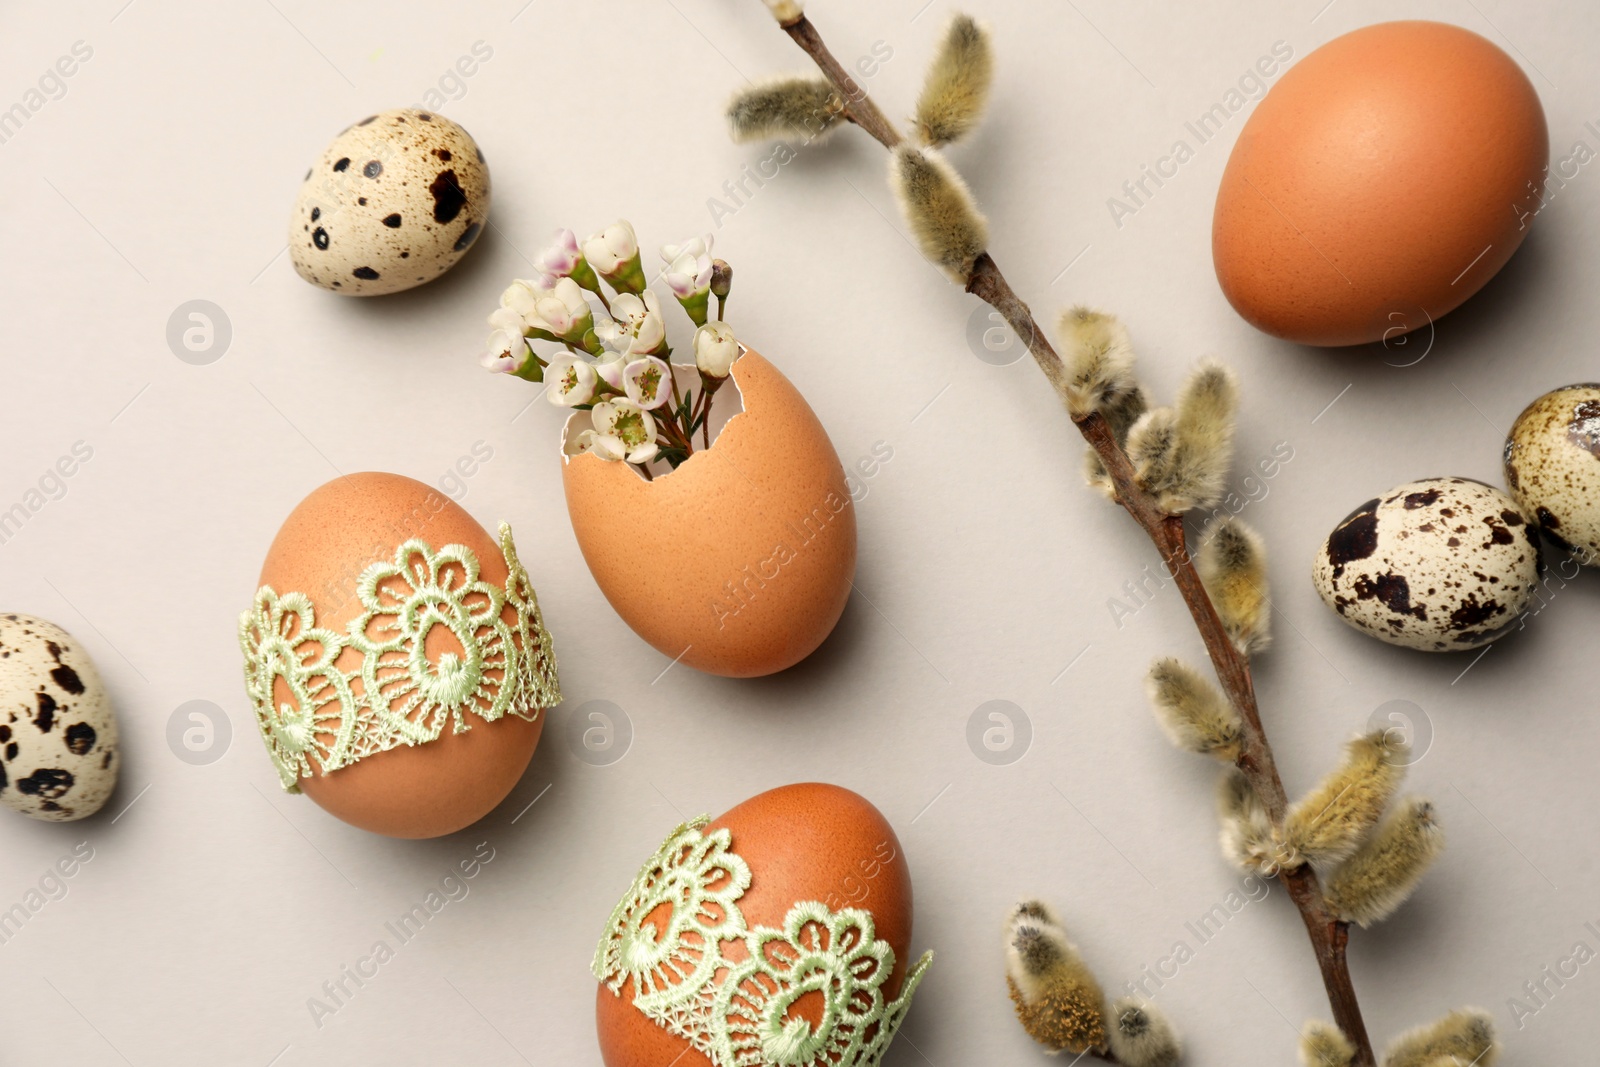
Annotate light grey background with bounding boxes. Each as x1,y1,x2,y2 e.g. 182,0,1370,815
1,0,1596,1063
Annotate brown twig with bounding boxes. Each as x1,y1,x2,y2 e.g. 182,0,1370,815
770,14,1378,1066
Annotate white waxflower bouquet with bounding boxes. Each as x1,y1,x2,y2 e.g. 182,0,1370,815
482,220,738,477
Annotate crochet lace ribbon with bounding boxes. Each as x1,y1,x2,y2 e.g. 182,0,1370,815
238,523,559,791
593,818,933,1067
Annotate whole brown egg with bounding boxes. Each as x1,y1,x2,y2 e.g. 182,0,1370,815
594,783,920,1067
1213,21,1548,347
248,473,552,838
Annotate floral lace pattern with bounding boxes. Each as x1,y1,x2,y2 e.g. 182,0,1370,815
239,523,560,791
594,819,932,1067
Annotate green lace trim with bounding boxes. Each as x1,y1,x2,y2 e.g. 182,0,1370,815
593,818,933,1067
238,523,560,792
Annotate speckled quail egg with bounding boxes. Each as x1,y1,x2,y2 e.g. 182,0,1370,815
290,108,490,296
1313,477,1541,652
1504,384,1600,564
0,614,119,821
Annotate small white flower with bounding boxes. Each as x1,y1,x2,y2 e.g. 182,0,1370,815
623,356,673,410
661,235,715,299
576,429,627,462
531,277,594,340
583,220,639,275
536,228,583,278
595,353,628,391
592,398,659,464
488,306,525,336
482,328,527,374
500,277,549,319
694,321,740,378
598,290,666,356
546,353,598,407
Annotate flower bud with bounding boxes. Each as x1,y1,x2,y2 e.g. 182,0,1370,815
1324,798,1443,928
1107,998,1180,1067
761,0,804,24
662,235,715,325
1145,657,1241,762
1282,728,1409,868
1003,901,1108,1056
584,220,646,293
695,321,740,381
710,259,733,299
1383,1009,1497,1067
532,277,595,344
1299,1021,1356,1067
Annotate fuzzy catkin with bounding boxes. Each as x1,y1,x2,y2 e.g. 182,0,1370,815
1157,361,1237,512
1383,1009,1498,1067
1106,997,1181,1067
1084,385,1149,497
760,0,804,24
1127,406,1178,495
1324,797,1443,927
1145,658,1242,761
1058,307,1138,418
889,146,989,283
726,76,844,144
1282,729,1409,868
914,14,994,147
1218,770,1278,874
1004,904,1107,1054
1300,1021,1357,1067
1198,517,1271,655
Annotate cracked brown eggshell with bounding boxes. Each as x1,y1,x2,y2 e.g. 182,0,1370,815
1504,384,1600,563
1313,478,1541,652
561,351,855,678
289,108,489,296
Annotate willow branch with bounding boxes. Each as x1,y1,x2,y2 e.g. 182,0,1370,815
781,16,902,149
772,14,1377,1067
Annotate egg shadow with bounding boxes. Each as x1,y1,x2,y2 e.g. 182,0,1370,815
1306,538,1584,716
1276,227,1553,374
332,220,519,339
726,587,870,709
1421,225,1553,360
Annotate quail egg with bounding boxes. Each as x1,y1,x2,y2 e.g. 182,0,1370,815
1504,384,1600,564
290,108,490,296
1313,478,1541,651
0,614,119,821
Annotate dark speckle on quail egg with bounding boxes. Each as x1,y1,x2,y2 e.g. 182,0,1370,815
1504,383,1600,564
1313,477,1542,652
289,108,491,296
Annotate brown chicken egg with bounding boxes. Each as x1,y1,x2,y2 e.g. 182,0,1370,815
245,473,555,838
562,350,855,677
595,783,922,1067
1213,21,1548,346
